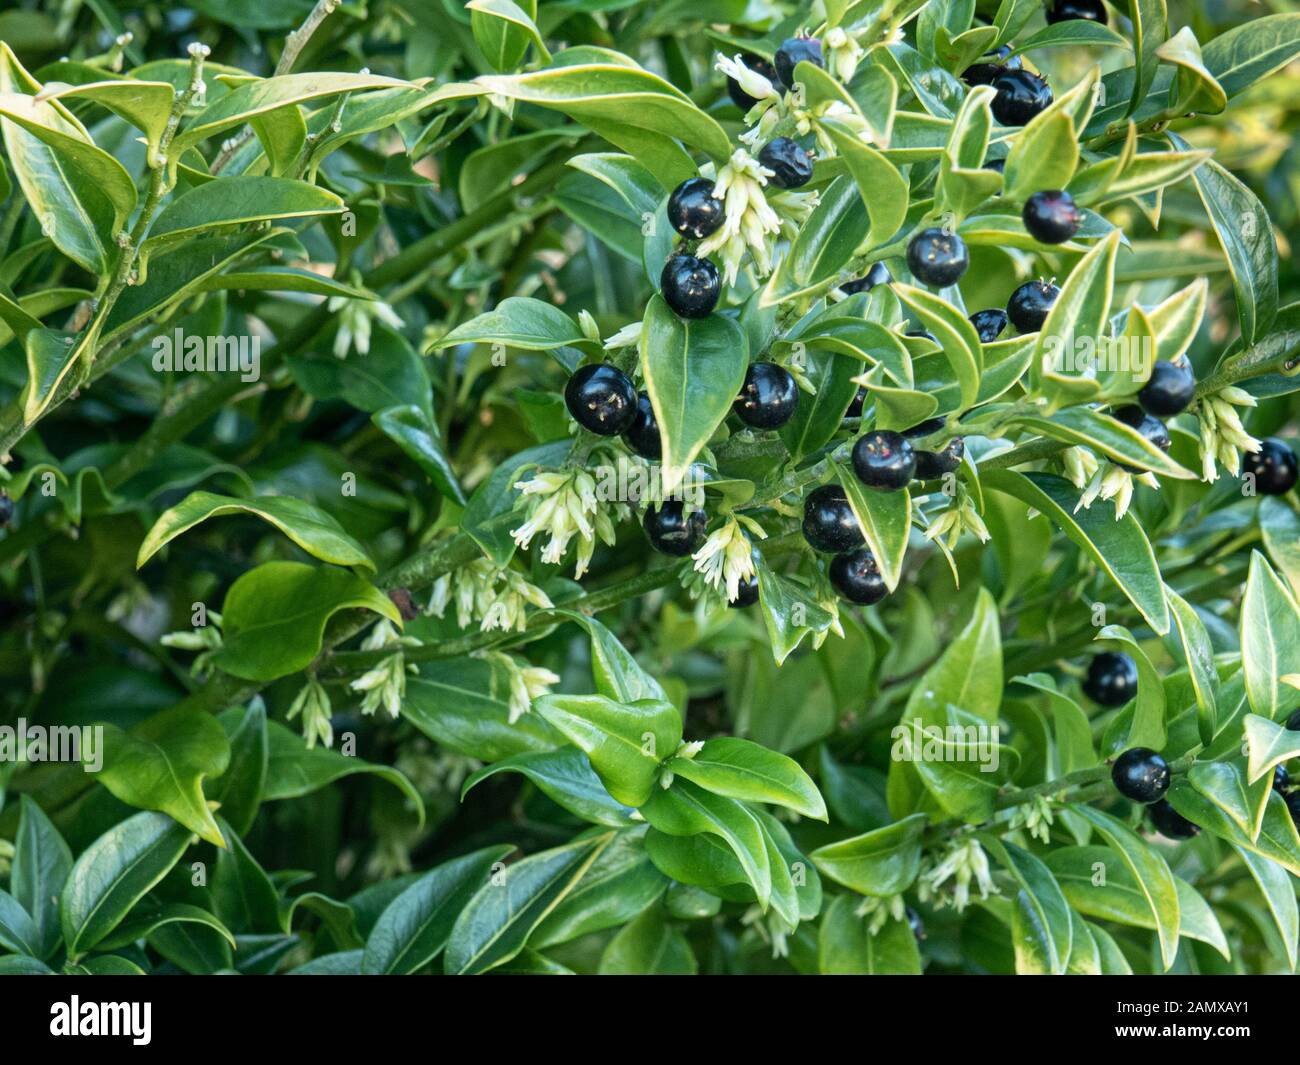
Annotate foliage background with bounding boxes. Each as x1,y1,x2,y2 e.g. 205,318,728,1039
0,0,1299,975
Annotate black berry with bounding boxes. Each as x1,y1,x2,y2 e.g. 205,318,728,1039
0,492,12,528
727,54,777,111
774,36,822,90
852,430,915,491
1082,651,1138,706
1138,359,1196,418
984,157,1006,174
1047,0,1108,23
903,418,946,439
1112,404,1170,469
992,69,1053,126
1007,280,1059,333
962,45,1023,87
1287,709,1300,731
1288,790,1300,829
842,262,891,294
914,438,965,479
802,484,864,554
643,502,707,557
905,329,937,344
623,392,662,459
661,254,720,319
1243,438,1299,496
1275,764,1291,793
1111,747,1170,804
565,363,637,436
729,573,760,608
1148,798,1199,839
759,136,813,189
845,386,866,419
830,549,888,605
969,308,1008,344
907,228,969,287
1022,190,1081,244
667,177,724,239
734,362,798,429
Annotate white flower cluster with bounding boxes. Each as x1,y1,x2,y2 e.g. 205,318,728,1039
918,835,998,912
427,558,554,633
854,892,909,935
287,676,333,749
483,651,560,723
689,516,761,603
1196,386,1261,481
327,289,404,358
349,619,420,719
923,495,990,550
511,468,623,578
697,148,783,285
1062,446,1157,521
1005,795,1054,845
160,611,223,677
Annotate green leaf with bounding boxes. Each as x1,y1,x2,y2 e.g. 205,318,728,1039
835,465,911,593
753,555,838,666
94,902,236,954
444,832,610,975
11,796,71,959
372,406,465,505
1009,19,1130,55
212,820,281,934
138,490,375,572
212,561,401,682
362,845,515,974
139,177,343,278
36,78,175,158
262,720,425,823
1157,27,1227,115
818,896,921,974
982,470,1169,634
469,0,548,70
1012,407,1194,478
1202,13,1300,99
0,890,40,956
1070,805,1180,969
430,296,588,353
1180,141,1278,345
1003,111,1078,204
762,175,870,307
60,811,193,960
893,284,982,409
533,693,681,808
461,748,634,827
550,609,667,704
810,813,926,897
640,781,772,909
1241,551,1300,721
1169,780,1300,877
778,349,860,463
665,737,826,820
1188,759,1271,841
1095,624,1167,751
96,706,232,847
211,702,268,837
1125,0,1169,119
1243,713,1300,786
982,836,1072,975
597,904,696,974
639,293,749,495
1165,586,1218,745
1259,497,1300,601
1232,846,1298,971
906,586,1003,722
817,115,909,252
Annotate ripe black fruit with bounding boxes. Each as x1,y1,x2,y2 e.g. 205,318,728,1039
1138,359,1196,417
844,386,866,419
734,362,799,429
842,262,891,294
852,430,916,491
1243,437,1299,496
661,253,720,319
1275,764,1291,793
1023,190,1081,244
984,157,1006,174
1148,798,1199,839
992,69,1053,126
623,392,662,459
903,417,946,439
1112,404,1171,469
969,308,1008,344
1288,790,1300,829
961,45,1023,87
1287,709,1300,731
907,228,969,287
727,54,778,111
774,36,822,90
802,484,865,553
1007,279,1059,333
1083,651,1138,706
730,573,760,607
0,492,11,528
565,363,637,436
1047,0,1108,23
1111,747,1170,803
914,438,965,479
759,137,813,189
643,502,707,557
829,548,888,605
667,177,724,239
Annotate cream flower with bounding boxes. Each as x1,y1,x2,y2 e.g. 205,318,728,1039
919,836,998,912
697,149,782,285
691,517,758,602
1197,386,1261,481
511,468,617,578
287,677,334,749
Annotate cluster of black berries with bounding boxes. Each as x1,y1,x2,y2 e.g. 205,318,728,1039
960,47,1053,126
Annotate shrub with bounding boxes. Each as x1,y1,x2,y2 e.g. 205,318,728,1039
0,0,1299,978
